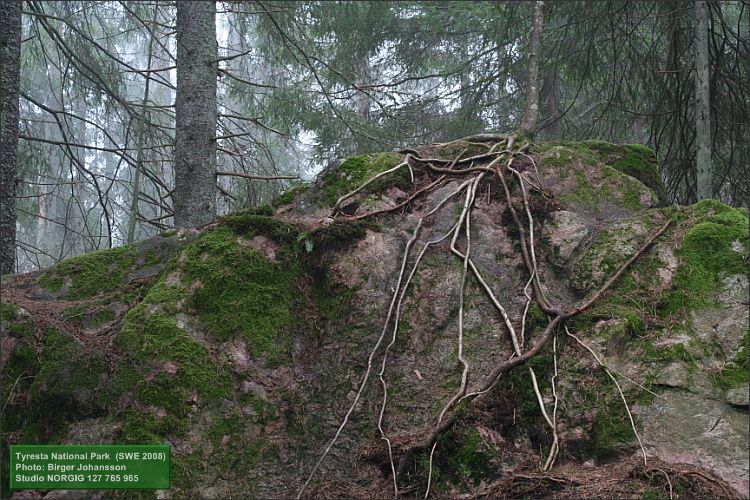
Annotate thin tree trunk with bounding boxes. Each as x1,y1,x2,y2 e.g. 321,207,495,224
0,1,22,274
174,1,218,228
694,0,712,200
128,2,159,243
540,67,562,139
519,0,544,139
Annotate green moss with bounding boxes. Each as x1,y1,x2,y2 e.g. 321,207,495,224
713,329,749,389
38,245,139,298
539,146,577,168
3,306,36,342
1,326,117,454
114,301,231,446
534,141,667,207
171,449,205,489
271,184,309,208
201,405,280,482
621,311,646,337
1,302,18,321
180,225,300,362
658,201,748,317
525,302,549,332
61,306,115,327
588,142,668,206
141,278,186,309
117,306,231,404
223,213,299,247
590,403,636,458
1,342,39,432
423,425,492,490
315,152,405,206
642,341,699,372
642,489,668,500
444,427,492,484
307,219,374,255
7,319,35,340
571,369,642,459
140,248,162,268
119,410,176,445
508,346,555,424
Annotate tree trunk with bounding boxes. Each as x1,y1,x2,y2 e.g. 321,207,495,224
540,67,562,139
0,1,22,274
128,2,159,243
174,1,218,228
518,0,544,139
694,0,712,200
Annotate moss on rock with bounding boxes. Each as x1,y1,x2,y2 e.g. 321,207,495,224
182,224,301,362
314,152,405,207
658,200,748,317
37,245,139,298
583,141,668,206
272,184,310,208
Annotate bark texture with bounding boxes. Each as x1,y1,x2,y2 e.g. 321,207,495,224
174,1,218,228
0,1,22,274
518,0,544,139
694,0,712,200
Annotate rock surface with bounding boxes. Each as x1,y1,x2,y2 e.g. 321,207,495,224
1,140,747,498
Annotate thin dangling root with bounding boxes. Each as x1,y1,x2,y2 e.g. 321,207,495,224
377,196,470,497
565,325,648,466
299,138,673,498
299,175,474,499
424,174,483,498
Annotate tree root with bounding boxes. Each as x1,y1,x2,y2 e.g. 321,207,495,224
298,140,674,498
565,325,647,465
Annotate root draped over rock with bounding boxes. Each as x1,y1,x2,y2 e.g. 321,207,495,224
298,135,672,498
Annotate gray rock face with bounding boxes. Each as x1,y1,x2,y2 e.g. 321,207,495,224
638,390,749,497
726,385,749,407
692,274,749,358
541,210,592,267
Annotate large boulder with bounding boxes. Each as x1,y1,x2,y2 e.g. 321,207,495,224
2,140,746,498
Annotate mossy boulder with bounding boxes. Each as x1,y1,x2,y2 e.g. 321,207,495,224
580,141,669,206
1,139,746,498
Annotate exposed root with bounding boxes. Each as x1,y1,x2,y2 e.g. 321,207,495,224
424,173,483,498
377,198,469,496
331,154,416,215
299,176,474,498
565,325,647,466
297,200,421,498
299,139,674,498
